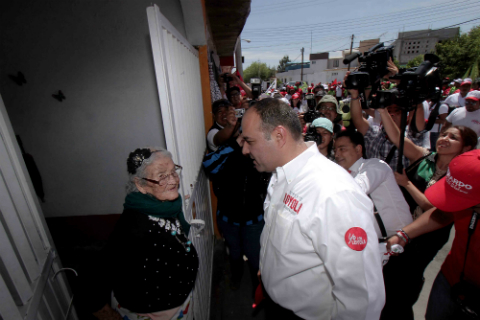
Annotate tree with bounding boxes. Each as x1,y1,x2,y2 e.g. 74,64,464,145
406,55,424,68
435,26,480,79
393,57,401,69
243,61,276,83
277,55,291,73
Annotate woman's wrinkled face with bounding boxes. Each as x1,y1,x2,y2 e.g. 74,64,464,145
137,157,179,201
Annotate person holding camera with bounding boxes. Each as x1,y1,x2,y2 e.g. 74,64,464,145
345,71,426,172
387,149,480,320
207,99,240,152
311,117,335,160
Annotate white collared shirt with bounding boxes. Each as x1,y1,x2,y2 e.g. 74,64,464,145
261,142,385,320
349,158,413,238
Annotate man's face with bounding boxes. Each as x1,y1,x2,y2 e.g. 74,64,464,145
334,136,362,170
465,99,480,112
460,84,471,96
318,102,337,122
241,110,278,172
214,106,229,126
229,90,242,107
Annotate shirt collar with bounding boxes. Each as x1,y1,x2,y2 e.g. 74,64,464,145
276,142,318,184
348,157,365,177
215,122,224,129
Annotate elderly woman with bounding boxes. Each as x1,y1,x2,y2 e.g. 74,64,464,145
81,147,198,320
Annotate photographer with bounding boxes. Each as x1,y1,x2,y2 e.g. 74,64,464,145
387,150,480,320
346,67,426,172
207,99,240,152
220,72,253,102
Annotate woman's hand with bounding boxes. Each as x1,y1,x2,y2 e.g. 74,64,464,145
387,58,399,78
386,235,406,256
394,169,410,187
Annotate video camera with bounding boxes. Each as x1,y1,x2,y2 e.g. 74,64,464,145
304,125,323,146
371,54,442,110
305,93,316,109
250,78,262,100
303,109,324,123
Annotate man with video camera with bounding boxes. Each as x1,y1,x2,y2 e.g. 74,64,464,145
346,62,426,172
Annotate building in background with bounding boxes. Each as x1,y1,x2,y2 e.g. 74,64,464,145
392,27,459,65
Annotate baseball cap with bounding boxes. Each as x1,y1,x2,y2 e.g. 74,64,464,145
425,150,480,212
454,78,463,84
461,78,472,86
317,95,342,114
465,91,480,101
312,117,333,133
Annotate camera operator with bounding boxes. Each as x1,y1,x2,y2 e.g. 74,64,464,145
220,72,253,102
207,99,240,152
311,117,335,160
345,67,426,172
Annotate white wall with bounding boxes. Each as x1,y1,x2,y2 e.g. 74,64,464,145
0,0,190,217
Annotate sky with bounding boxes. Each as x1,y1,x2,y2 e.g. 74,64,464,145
240,0,480,70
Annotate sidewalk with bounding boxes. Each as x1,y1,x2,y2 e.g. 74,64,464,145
210,227,455,320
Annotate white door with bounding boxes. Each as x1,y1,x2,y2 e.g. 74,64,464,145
147,5,214,320
0,94,77,320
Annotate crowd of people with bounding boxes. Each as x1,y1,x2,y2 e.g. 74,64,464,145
79,65,479,320
203,66,480,320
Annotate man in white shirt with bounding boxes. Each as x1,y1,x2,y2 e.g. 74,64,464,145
443,78,472,109
444,91,480,137
334,130,413,238
240,98,385,320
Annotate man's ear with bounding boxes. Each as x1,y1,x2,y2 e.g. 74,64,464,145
355,144,363,157
134,178,148,194
273,126,287,147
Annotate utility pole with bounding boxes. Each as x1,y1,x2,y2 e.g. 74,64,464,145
348,34,354,71
300,47,304,81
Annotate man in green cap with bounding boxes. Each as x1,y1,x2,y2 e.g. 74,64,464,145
316,95,344,134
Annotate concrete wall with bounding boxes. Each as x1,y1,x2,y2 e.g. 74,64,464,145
0,0,189,217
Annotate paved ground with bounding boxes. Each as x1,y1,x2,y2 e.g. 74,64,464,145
210,227,456,320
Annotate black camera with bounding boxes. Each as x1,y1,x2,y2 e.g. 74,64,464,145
304,125,323,145
305,93,316,109
250,77,262,100
303,109,323,123
222,73,233,84
344,43,395,92
372,89,399,109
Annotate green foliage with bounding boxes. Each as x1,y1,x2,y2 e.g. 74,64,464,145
244,61,276,83
277,55,291,72
435,26,480,79
393,57,401,69
406,55,424,68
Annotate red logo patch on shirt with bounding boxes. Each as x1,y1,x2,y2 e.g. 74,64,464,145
345,227,368,251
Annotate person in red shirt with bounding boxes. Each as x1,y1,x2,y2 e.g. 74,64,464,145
388,149,480,319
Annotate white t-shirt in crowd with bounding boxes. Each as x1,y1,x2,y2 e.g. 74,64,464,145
429,103,449,132
444,92,467,108
336,86,343,98
446,107,480,136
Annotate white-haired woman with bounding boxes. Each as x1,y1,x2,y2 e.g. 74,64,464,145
81,147,198,320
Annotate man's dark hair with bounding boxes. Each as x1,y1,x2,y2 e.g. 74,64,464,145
212,99,232,114
313,84,324,93
250,98,303,141
335,130,366,158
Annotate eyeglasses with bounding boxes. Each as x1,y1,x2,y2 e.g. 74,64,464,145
465,100,477,105
319,106,336,112
142,165,182,186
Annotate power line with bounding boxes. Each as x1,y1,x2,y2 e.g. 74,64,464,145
242,12,479,50
244,0,475,33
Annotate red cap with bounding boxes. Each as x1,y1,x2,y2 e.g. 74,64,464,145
425,150,480,212
292,93,300,99
461,78,472,86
